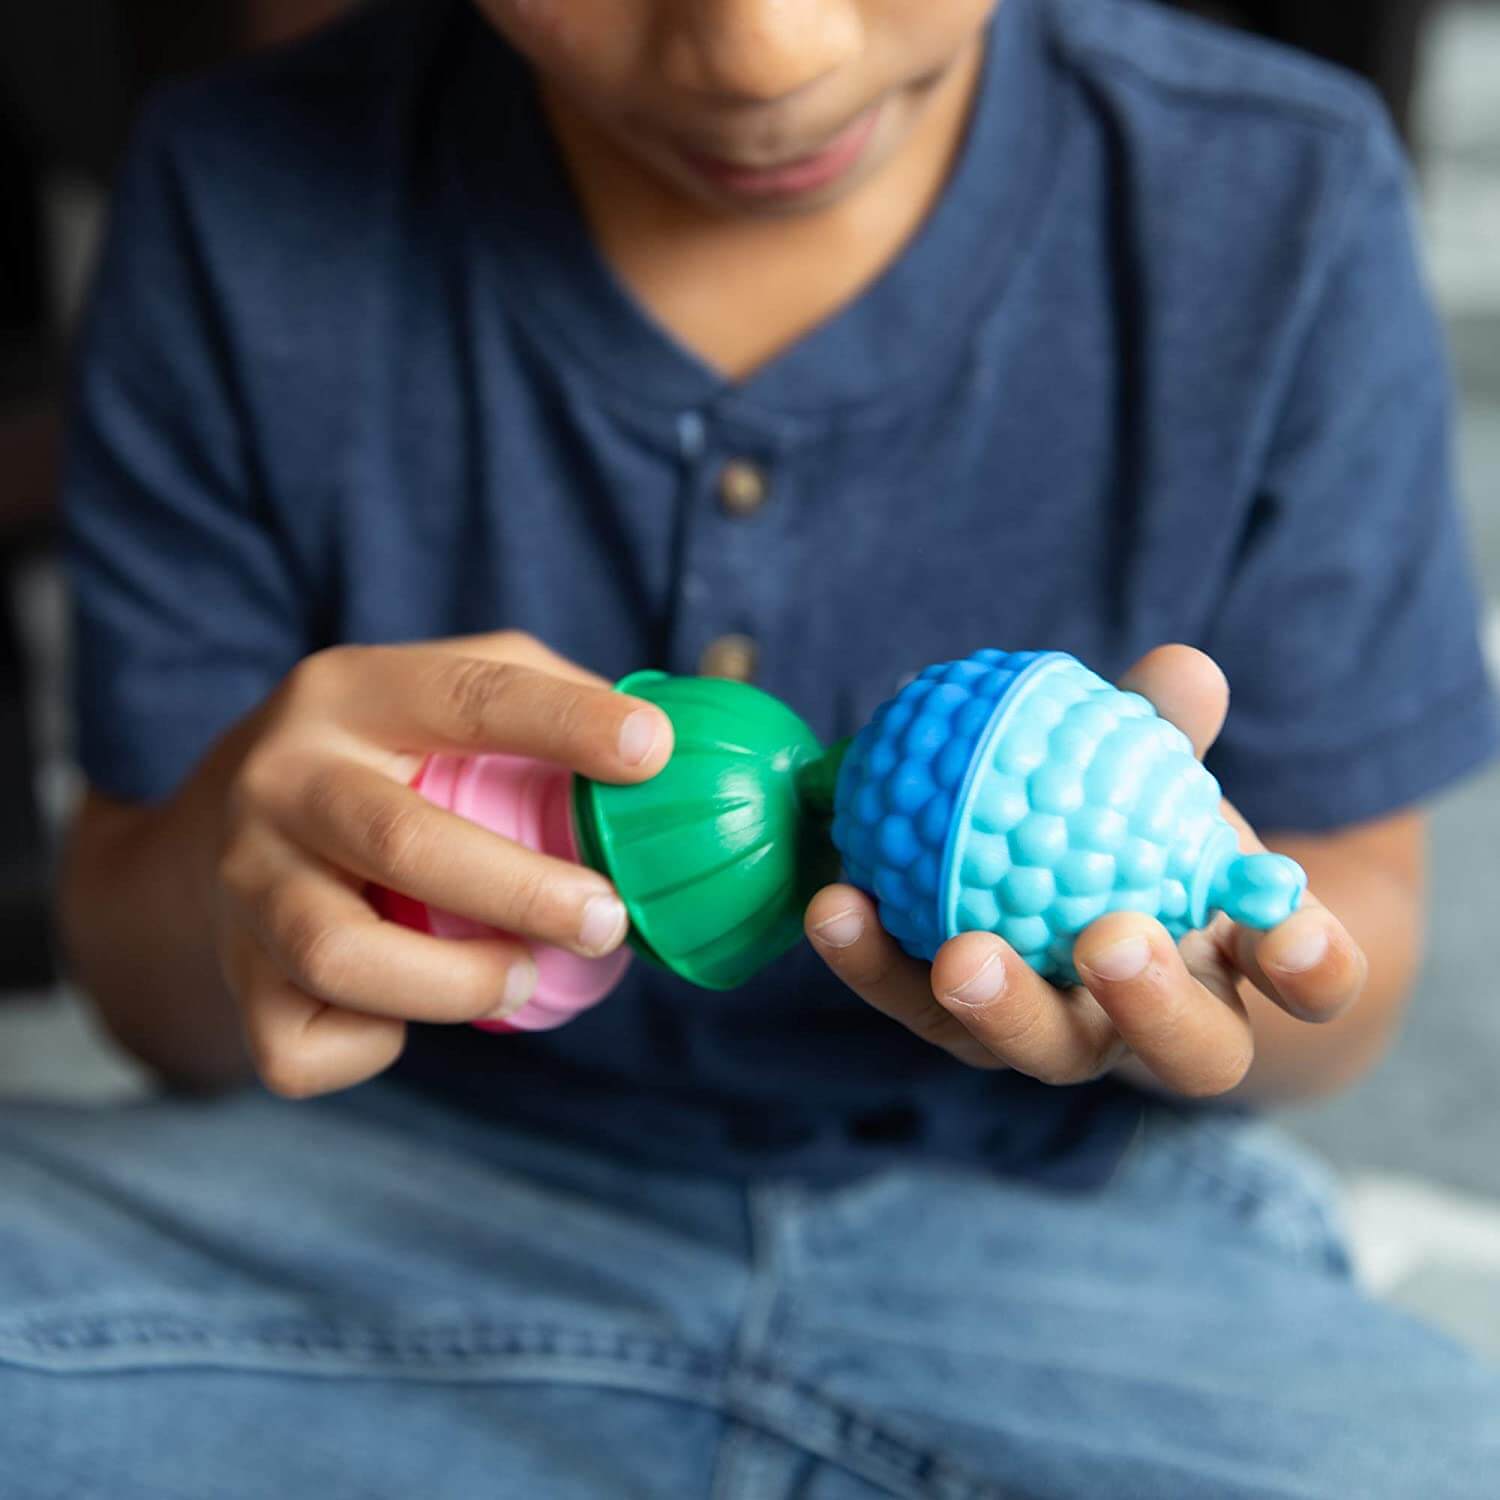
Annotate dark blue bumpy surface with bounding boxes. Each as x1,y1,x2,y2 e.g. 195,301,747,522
833,650,1048,960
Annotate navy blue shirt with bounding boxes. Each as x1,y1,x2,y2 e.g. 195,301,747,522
66,0,1499,1183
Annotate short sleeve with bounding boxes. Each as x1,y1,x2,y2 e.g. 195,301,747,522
63,95,312,804
1203,114,1499,833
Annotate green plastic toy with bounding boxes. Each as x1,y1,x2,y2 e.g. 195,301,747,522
572,670,843,990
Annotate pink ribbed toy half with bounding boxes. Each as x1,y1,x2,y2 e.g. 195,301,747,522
372,753,631,1032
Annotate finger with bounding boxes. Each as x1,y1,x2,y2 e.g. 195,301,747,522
930,932,1128,1084
805,886,1002,1069
248,865,542,1024
277,760,629,956
1197,799,1363,1021
424,631,612,689
1226,902,1367,1023
1074,913,1255,1097
1117,644,1230,761
312,649,673,782
224,931,408,1099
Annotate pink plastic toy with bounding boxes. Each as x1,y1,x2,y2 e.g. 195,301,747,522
369,753,631,1031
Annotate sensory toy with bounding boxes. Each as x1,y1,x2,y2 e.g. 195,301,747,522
375,650,1305,1030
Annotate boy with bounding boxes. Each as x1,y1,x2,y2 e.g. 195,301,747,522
4,0,1498,1492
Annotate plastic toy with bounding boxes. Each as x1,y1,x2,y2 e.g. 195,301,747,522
833,650,1305,986
373,650,1305,1029
370,752,631,1032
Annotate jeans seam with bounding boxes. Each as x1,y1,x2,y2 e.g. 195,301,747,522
725,1361,1023,1500
710,1184,792,1498
721,1186,1018,1499
709,1421,776,1500
730,1181,791,1368
0,1314,721,1374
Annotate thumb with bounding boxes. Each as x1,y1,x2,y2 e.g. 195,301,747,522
1117,644,1230,761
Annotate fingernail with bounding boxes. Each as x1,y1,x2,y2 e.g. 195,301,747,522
1272,922,1329,974
943,953,1006,1008
812,910,864,949
1086,935,1151,983
618,710,660,766
488,957,536,1019
579,894,627,954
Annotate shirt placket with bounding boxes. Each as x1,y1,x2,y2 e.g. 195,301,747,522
668,406,800,690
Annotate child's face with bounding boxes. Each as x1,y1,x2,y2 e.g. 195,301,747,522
474,0,1000,216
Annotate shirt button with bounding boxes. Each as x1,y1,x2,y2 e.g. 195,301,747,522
699,634,758,682
717,459,769,517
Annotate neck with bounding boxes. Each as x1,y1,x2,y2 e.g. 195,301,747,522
539,40,987,379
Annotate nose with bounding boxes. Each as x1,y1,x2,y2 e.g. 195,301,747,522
654,0,865,103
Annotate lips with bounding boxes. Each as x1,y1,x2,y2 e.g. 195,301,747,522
677,104,883,201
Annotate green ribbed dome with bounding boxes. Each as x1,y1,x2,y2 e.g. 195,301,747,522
573,671,842,990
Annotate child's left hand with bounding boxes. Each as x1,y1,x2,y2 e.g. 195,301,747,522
805,645,1369,1098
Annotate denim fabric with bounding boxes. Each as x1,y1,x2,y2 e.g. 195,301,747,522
2,1085,1496,1498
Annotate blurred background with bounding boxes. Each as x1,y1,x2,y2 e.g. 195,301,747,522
1,0,1497,1344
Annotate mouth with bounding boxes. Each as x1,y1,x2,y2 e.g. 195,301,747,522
674,104,883,201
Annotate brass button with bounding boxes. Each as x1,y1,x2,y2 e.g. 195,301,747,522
698,634,758,682
717,459,768,517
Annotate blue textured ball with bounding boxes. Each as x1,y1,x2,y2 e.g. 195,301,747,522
833,650,1305,987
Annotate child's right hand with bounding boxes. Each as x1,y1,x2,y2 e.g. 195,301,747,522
201,633,672,1099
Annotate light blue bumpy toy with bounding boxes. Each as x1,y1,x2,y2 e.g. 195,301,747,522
833,650,1307,986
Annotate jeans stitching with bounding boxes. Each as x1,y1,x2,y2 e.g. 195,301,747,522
4,1313,1023,1498
0,1314,722,1375
727,1361,1024,1500
709,1421,773,1500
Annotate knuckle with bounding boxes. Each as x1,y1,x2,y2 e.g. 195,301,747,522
500,864,560,939
301,768,427,881
847,949,897,992
437,657,514,744
833,931,899,990
241,1006,320,1100
255,1042,324,1101
1121,984,1188,1056
445,956,511,1019
546,689,591,753
228,743,297,835
1013,1020,1096,1086
1178,1043,1253,1099
359,800,426,879
284,645,346,703
277,907,355,997
298,764,348,829
976,988,1048,1058
948,1037,1007,1071
1082,1033,1131,1083
1029,1052,1084,1088
907,997,962,1048
215,842,257,900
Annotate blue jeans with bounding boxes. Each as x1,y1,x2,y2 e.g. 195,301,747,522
2,1082,1497,1499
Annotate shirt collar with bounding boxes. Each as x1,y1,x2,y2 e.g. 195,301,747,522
452,0,1059,425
